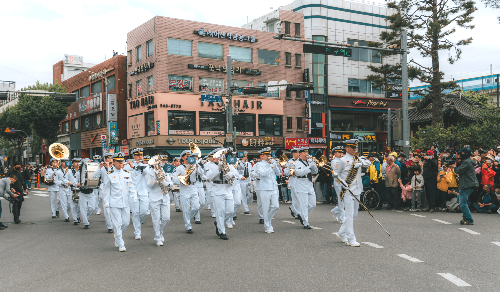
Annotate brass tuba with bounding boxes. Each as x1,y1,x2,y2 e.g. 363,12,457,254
178,142,200,185
45,143,69,184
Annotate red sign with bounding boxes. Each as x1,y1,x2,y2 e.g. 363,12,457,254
304,119,309,133
353,100,365,105
122,139,128,145
285,138,309,150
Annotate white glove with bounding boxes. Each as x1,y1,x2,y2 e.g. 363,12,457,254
104,203,110,208
332,172,339,179
134,198,138,203
337,178,348,189
354,163,362,169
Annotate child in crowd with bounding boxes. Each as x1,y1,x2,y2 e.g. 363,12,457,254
410,166,424,211
398,178,412,210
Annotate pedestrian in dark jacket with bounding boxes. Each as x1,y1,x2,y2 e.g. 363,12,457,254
456,147,479,225
423,150,438,212
7,161,27,224
23,166,32,190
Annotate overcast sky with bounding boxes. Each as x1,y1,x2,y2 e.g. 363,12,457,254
1,0,499,89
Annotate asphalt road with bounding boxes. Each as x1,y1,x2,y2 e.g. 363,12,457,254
1,188,499,291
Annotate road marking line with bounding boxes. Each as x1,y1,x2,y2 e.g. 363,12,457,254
362,242,384,248
170,203,175,206
459,228,480,235
410,214,426,218
437,273,471,287
32,193,49,197
310,226,322,230
396,210,403,212
492,242,500,247
432,219,452,225
282,220,296,224
397,254,423,263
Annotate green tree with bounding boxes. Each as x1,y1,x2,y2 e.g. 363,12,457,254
0,106,31,162
411,124,454,150
457,89,491,106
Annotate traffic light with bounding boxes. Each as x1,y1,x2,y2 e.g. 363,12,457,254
289,83,314,91
54,94,77,102
0,92,8,100
241,86,268,95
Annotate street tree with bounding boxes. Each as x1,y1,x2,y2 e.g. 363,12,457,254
0,106,31,162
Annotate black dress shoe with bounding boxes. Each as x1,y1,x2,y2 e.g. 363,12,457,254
214,221,220,236
56,211,59,217
0,226,4,230
15,220,21,224
176,209,181,212
244,212,250,214
304,225,312,229
195,221,201,224
289,206,295,217
0,223,7,228
233,216,237,220
52,216,57,218
108,229,113,233
298,215,303,225
186,229,193,234
374,205,382,210
219,234,228,240
77,217,80,223
74,222,78,225
259,219,264,224
84,225,89,229
64,219,70,222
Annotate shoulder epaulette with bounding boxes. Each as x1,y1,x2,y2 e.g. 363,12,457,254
124,169,130,173
107,170,114,174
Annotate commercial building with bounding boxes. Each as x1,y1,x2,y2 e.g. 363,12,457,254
0,80,17,110
53,55,95,83
127,13,306,157
245,0,402,153
54,55,128,162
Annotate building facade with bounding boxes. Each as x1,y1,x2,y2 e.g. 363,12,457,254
54,55,128,162
53,55,95,84
245,0,401,153
127,13,306,157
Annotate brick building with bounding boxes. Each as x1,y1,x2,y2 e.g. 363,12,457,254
53,55,128,162
126,12,307,156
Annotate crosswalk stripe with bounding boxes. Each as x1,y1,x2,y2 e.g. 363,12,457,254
397,254,423,263
362,242,384,248
282,220,296,224
432,219,452,225
410,214,426,218
32,193,49,197
437,273,471,287
491,242,500,247
459,228,480,235
310,226,322,230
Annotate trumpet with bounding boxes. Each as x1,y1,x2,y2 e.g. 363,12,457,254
270,154,289,167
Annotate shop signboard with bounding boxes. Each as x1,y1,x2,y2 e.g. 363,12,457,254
238,137,283,147
128,114,144,139
79,93,102,115
285,138,309,150
109,122,118,144
353,132,377,142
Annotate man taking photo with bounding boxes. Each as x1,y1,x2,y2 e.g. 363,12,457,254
7,162,27,224
0,174,18,229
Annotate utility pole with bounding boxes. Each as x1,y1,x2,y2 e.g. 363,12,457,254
226,55,234,149
401,30,410,156
324,54,330,158
496,74,499,141
387,108,392,151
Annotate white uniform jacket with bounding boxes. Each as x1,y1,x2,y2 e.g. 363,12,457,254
205,162,237,194
144,166,173,202
294,159,319,193
283,158,297,188
124,161,148,196
102,168,137,208
172,163,203,192
336,154,371,196
254,160,280,191
45,167,63,192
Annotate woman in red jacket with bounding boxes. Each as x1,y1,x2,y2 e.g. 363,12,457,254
481,160,496,187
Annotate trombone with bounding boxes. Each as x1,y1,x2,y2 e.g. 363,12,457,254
270,154,289,167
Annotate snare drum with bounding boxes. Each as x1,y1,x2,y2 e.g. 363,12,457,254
81,162,100,189
172,184,180,192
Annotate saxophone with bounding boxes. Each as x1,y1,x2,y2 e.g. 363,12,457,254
149,155,170,194
219,150,234,186
339,156,360,201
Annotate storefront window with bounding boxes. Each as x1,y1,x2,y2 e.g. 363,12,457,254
234,114,255,136
81,86,90,98
258,115,282,137
232,80,252,96
257,49,279,65
331,113,377,131
353,114,376,131
72,118,80,132
258,82,279,98
105,75,115,91
91,80,102,94
199,77,224,94
199,112,225,135
145,111,155,136
168,111,195,135
198,42,223,60
168,75,192,92
229,46,252,63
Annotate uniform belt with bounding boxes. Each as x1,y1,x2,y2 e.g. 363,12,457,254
297,176,308,179
63,185,69,188
212,181,225,185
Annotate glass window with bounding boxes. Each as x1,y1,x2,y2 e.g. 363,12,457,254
63,121,70,134
137,80,143,96
199,112,226,135
312,36,326,95
284,21,290,35
168,111,195,135
295,54,301,67
234,114,255,135
72,90,79,100
311,113,322,137
147,40,153,57
136,45,142,62
331,114,353,131
258,115,282,136
105,75,115,91
372,84,383,94
286,117,293,130
93,112,103,128
91,81,102,94
168,75,192,92
145,111,155,136
296,117,303,131
295,23,300,36
72,118,80,132
147,76,153,93
285,52,291,66
198,42,223,60
348,78,360,92
199,77,224,94
229,46,252,63
83,115,92,130
372,50,382,63
268,23,274,33
231,80,252,96
258,49,279,65
168,38,192,56
81,85,90,98
353,114,377,131
360,80,371,93
127,51,131,64
258,82,279,98
127,84,132,99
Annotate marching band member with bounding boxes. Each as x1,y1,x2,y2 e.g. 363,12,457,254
254,147,281,233
205,148,237,240
336,139,371,247
250,159,264,224
227,152,242,228
124,148,149,240
284,148,300,219
145,156,173,246
93,153,115,233
294,147,319,229
204,152,216,219
172,150,201,234
93,155,103,215
193,154,206,225
171,157,182,212
58,158,73,222
46,158,63,218
102,152,137,252
70,158,82,225
237,151,252,214
331,146,345,223
79,158,97,229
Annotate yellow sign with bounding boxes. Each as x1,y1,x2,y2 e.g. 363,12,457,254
4,127,10,133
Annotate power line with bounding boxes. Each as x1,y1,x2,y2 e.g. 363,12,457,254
0,65,39,81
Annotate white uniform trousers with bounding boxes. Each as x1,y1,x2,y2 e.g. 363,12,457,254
205,188,211,210
332,186,345,223
290,185,299,217
194,186,205,222
100,189,113,229
49,191,58,216
260,190,279,232
79,193,95,226
214,192,234,235
110,206,130,249
130,193,148,237
227,184,241,226
240,181,250,213
256,190,263,220
180,189,199,230
95,189,102,213
296,190,316,227
150,197,170,242
173,191,181,210
58,188,71,220
70,196,80,223
338,194,359,244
